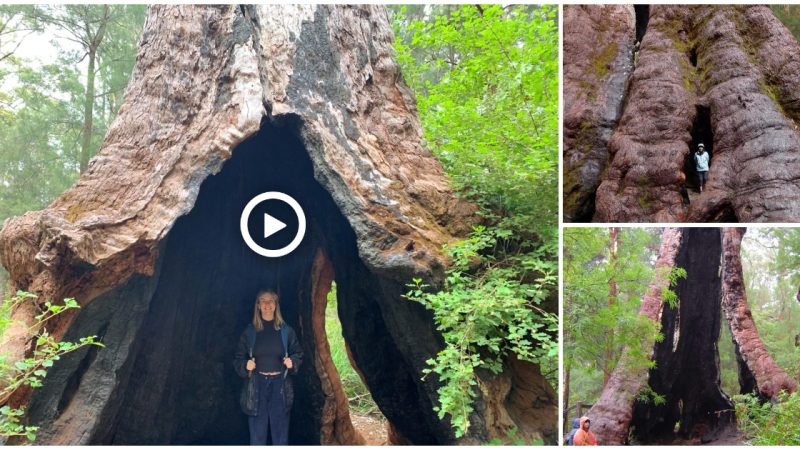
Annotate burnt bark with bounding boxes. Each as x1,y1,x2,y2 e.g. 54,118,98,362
565,5,800,222
630,228,734,443
0,5,554,445
588,228,682,445
720,228,797,399
589,227,796,444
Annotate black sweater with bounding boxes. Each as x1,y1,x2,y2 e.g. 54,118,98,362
253,321,284,372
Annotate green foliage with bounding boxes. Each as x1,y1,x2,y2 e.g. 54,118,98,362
660,267,687,308
733,391,800,445
563,228,665,405
391,5,558,235
0,291,103,441
325,282,380,417
636,385,666,406
405,225,557,438
390,4,558,440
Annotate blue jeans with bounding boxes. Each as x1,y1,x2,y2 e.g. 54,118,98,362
248,373,289,445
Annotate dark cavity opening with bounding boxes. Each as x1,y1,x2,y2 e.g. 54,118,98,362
683,105,714,194
28,118,445,444
324,281,388,444
630,229,735,444
689,46,698,67
634,5,650,44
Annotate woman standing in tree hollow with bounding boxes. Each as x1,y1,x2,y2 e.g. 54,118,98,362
234,290,303,445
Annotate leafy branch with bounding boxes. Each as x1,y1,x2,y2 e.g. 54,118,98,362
404,225,557,438
0,290,103,441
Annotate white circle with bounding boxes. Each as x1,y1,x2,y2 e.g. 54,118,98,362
240,192,306,258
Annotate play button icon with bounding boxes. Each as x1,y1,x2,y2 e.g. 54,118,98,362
240,192,306,257
262,213,287,239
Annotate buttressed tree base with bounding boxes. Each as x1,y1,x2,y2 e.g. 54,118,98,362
0,5,556,445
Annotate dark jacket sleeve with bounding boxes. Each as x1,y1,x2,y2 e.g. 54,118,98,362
233,331,251,379
287,326,303,375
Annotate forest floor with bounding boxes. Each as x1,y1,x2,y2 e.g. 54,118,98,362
350,412,388,445
637,423,744,446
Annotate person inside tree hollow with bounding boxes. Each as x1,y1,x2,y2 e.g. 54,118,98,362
694,143,710,193
234,290,304,445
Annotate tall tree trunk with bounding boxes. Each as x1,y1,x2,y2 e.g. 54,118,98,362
631,229,733,443
0,5,556,445
79,4,109,173
565,5,800,222
588,228,682,445
720,227,797,399
603,227,619,386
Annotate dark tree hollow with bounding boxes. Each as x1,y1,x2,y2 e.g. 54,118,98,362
25,119,447,445
631,228,734,444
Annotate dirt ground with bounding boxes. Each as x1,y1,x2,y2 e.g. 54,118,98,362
350,412,389,445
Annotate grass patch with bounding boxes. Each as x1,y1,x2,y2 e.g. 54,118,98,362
734,391,800,445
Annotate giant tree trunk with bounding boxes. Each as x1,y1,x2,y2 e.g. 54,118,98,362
591,227,794,444
562,5,636,222
720,228,797,399
630,228,734,443
588,227,682,445
564,5,800,222
0,5,556,445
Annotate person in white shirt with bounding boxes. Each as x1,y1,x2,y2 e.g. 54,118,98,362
694,143,710,193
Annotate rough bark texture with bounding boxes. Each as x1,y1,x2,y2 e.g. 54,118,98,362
309,249,365,445
0,5,554,445
562,5,636,222
720,228,797,399
590,227,795,444
588,228,682,445
566,5,800,222
631,228,734,444
593,6,695,222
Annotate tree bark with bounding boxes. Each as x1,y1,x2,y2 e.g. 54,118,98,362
0,5,554,445
588,227,682,445
566,5,800,222
562,5,635,222
631,228,733,443
720,227,797,399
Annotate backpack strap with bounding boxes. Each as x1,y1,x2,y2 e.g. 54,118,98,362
245,324,257,359
281,325,290,378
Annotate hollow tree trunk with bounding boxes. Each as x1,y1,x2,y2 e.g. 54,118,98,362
588,227,682,445
565,5,800,222
630,228,734,444
562,5,635,222
0,5,555,445
720,227,797,399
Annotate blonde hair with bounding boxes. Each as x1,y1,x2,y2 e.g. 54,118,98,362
252,290,285,331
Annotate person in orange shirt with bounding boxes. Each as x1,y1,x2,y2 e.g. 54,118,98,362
573,416,598,446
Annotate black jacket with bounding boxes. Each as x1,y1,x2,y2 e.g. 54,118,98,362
234,323,303,416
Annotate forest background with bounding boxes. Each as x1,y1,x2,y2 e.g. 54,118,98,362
563,226,800,444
